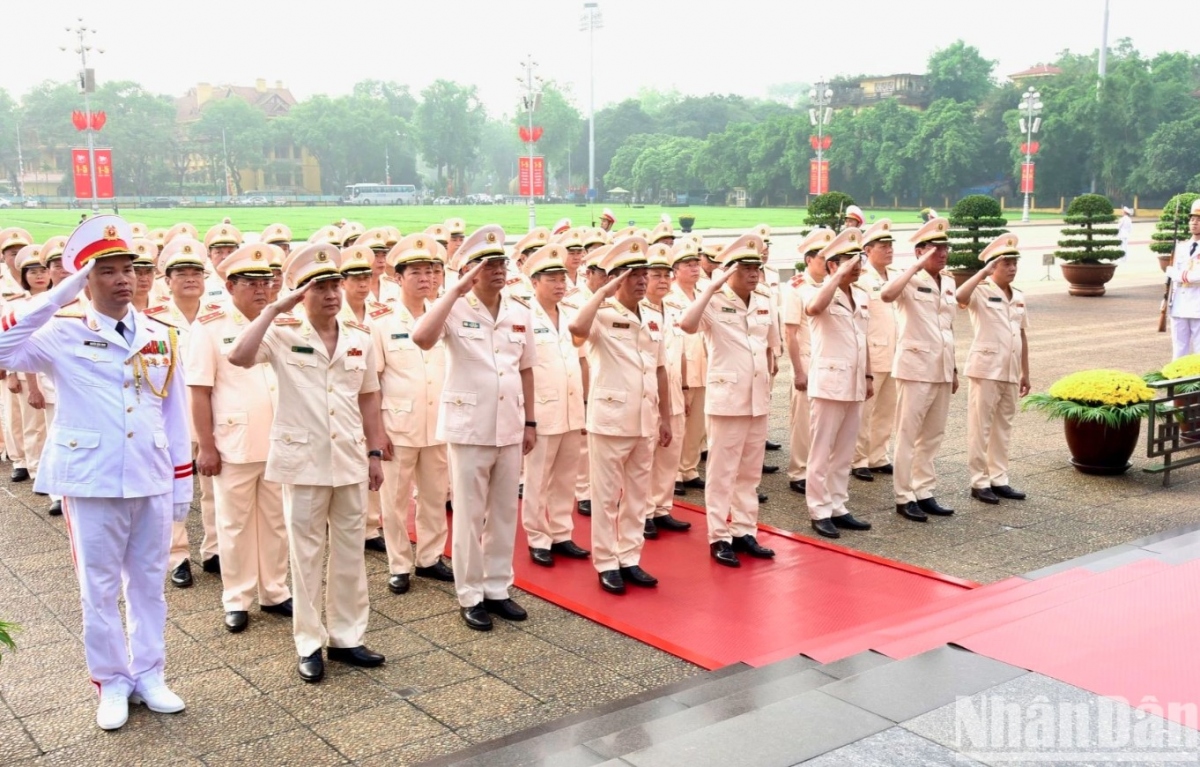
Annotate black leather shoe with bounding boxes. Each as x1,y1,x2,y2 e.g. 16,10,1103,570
225,611,249,633
870,464,894,475
971,487,1000,505
550,540,590,558
897,502,928,522
599,570,626,594
757,491,768,503
732,534,775,558
171,560,193,588
811,519,840,538
10,468,29,482
654,514,691,531
682,477,706,489
415,560,455,581
328,645,385,667
761,465,780,474
518,483,523,499
202,555,221,574
529,547,554,567
832,513,872,531
483,598,528,621
991,484,1027,500
446,500,454,513
298,650,324,683
674,482,687,496
851,467,874,482
789,479,807,495
261,598,293,617
917,497,955,516
364,537,387,553
765,440,782,451
710,541,740,567
388,574,411,594
576,500,591,516
461,603,493,631
619,565,658,586
34,491,47,497
48,500,62,516
643,517,658,539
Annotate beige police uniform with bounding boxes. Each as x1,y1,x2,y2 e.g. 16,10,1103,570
372,300,450,575
783,275,816,483
562,285,594,506
520,249,586,551
187,300,290,613
645,294,686,520
671,282,708,483
854,263,899,471
3,291,35,475
964,267,1028,491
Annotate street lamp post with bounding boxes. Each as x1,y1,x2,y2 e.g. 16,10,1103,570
61,19,103,213
1018,86,1043,223
580,2,603,209
519,55,543,231
808,80,833,196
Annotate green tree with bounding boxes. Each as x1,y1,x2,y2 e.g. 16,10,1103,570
605,133,670,193
745,114,809,205
415,80,486,195
947,195,1007,270
690,126,754,197
189,97,270,195
905,98,983,198
352,80,418,122
514,82,583,192
1054,194,1124,263
926,40,996,104
827,99,920,201
631,136,703,202
1150,193,1200,256
91,81,177,196
0,89,20,192
285,93,412,194
805,191,856,231
654,94,755,139
1130,116,1200,197
576,99,657,193
18,81,81,192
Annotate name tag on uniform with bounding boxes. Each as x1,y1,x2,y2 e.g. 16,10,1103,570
988,296,1004,303
391,333,410,340
463,321,480,329
917,287,933,294
756,309,770,315
291,346,314,354
612,322,630,329
208,290,223,296
534,327,550,334
872,286,881,292
347,348,363,357
721,307,737,313
84,340,108,348
223,337,236,344
512,325,526,333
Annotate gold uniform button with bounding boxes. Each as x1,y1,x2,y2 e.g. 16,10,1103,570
330,409,335,415
499,396,504,401
227,417,234,424
124,382,130,389
284,436,292,444
498,372,504,377
127,432,134,438
126,407,134,413
331,433,337,440
328,386,334,393
69,440,78,448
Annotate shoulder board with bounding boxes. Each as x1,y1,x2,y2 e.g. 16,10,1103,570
144,305,169,315
368,304,393,319
144,313,174,327
55,307,86,318
664,299,685,310
273,315,302,326
601,299,619,310
561,300,580,310
204,302,224,311
198,309,225,324
343,319,370,334
505,276,523,285
754,285,772,297
510,295,530,308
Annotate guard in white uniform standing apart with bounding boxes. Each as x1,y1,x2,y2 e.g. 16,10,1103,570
0,216,193,730
412,225,537,631
1168,200,1200,358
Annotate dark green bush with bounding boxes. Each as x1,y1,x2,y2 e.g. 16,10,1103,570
804,192,856,233
948,195,1007,270
1150,192,1200,256
1054,194,1124,264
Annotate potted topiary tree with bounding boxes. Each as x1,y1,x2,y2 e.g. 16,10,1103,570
804,191,856,233
947,195,1008,287
1055,194,1126,296
1149,192,1200,273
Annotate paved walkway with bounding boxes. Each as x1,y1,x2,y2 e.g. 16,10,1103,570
0,276,1194,765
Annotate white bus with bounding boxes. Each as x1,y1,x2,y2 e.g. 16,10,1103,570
343,183,418,205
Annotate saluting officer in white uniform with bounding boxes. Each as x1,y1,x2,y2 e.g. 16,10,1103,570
0,216,193,730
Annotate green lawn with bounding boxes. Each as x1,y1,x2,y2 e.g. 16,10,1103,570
1,204,1063,243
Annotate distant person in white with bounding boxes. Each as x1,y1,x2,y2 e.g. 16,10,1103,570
1118,206,1133,263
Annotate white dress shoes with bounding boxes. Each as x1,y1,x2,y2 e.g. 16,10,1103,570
96,692,129,730
129,682,186,714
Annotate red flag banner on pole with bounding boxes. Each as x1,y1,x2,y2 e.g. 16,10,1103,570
1020,162,1035,194
519,156,546,196
72,148,92,198
809,159,829,195
94,149,114,198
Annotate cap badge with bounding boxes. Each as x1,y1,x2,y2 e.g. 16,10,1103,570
630,243,640,252
316,251,328,262
487,233,497,243
220,228,227,235
103,225,119,240
936,223,945,231
416,238,424,248
253,249,263,260
183,245,193,254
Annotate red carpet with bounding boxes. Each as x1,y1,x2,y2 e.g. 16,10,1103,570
506,501,974,670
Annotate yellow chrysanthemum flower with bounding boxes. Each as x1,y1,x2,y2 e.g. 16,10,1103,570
1162,354,1200,381
1048,369,1154,407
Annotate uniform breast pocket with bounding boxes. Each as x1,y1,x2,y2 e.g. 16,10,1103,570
912,290,935,303
285,353,320,387
508,332,527,346
50,426,100,484
152,431,172,482
72,346,118,385
441,390,477,434
382,397,414,434
707,368,739,388
269,427,310,474
343,356,367,388
606,330,633,343
590,387,627,429
456,328,487,360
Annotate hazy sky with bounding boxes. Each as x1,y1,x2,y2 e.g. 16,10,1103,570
4,0,1168,116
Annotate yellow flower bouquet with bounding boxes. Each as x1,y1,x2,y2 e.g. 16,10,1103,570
1144,354,1200,394
1022,369,1154,427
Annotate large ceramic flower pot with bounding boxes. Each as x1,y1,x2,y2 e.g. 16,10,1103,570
1060,262,1117,297
1159,254,1174,273
1063,416,1140,475
946,268,980,289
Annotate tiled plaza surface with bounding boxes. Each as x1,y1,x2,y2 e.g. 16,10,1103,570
1,271,1194,765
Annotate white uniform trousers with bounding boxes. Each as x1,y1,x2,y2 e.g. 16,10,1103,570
523,430,583,549
1172,317,1200,360
282,482,370,657
650,413,686,518
704,414,767,544
42,403,61,503
853,372,897,470
211,461,289,612
787,388,811,481
448,443,521,607
589,433,653,571
574,429,591,503
363,488,384,542
3,382,26,470
967,377,1018,490
21,395,46,478
677,387,707,482
63,493,172,698
169,442,217,568
380,443,449,574
807,398,862,520
893,379,952,504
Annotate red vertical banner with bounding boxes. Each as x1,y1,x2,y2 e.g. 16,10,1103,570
532,156,545,196
809,160,829,195
519,156,546,196
1020,162,1035,195
72,148,92,198
94,149,114,198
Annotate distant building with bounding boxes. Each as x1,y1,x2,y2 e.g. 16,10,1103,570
1008,65,1063,86
175,79,322,194
832,74,931,111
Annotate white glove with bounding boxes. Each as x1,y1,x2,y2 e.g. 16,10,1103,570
46,259,95,309
172,502,191,522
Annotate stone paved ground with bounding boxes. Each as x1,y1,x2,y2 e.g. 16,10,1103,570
2,239,1196,765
